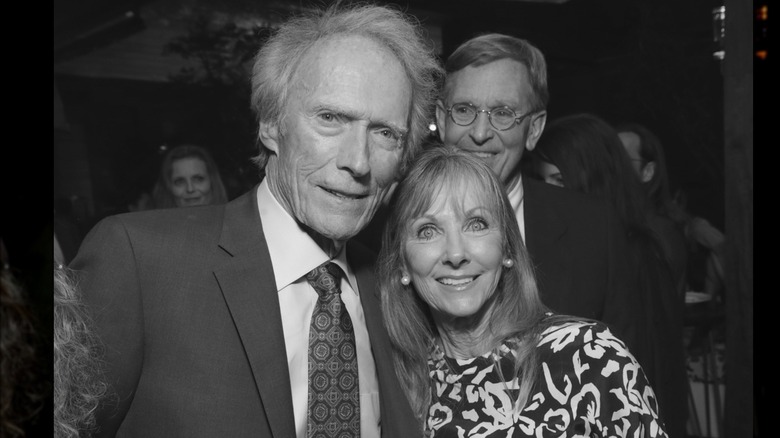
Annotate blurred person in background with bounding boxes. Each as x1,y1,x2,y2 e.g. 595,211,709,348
616,123,724,301
616,122,689,296
150,144,229,209
531,112,687,438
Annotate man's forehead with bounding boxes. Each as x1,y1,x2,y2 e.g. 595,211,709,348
444,59,531,103
286,33,411,130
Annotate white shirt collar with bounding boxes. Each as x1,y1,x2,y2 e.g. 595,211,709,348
505,175,526,242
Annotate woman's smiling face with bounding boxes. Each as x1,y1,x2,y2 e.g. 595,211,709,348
403,184,504,320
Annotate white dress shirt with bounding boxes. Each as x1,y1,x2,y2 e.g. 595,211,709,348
506,175,526,242
256,180,381,438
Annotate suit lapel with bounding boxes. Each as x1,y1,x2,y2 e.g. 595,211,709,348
214,187,296,437
523,179,571,299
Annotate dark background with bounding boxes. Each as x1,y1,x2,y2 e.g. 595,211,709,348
53,0,730,247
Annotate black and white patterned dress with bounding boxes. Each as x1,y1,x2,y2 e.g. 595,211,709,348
426,320,669,437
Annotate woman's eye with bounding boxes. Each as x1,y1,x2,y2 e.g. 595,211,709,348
465,218,488,232
416,225,438,240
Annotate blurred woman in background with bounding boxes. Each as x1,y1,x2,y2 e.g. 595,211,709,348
531,113,687,438
151,144,228,209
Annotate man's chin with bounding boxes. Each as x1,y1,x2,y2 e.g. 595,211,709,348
318,223,364,242
302,218,367,247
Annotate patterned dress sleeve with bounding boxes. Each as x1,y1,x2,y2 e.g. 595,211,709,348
528,320,670,437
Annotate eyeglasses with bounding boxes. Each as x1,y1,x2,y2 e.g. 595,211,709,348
444,102,534,131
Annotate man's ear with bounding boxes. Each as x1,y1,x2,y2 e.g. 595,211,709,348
435,99,447,143
524,110,547,152
258,121,281,154
641,161,656,183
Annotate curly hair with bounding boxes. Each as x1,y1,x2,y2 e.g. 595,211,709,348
53,266,109,438
0,262,48,437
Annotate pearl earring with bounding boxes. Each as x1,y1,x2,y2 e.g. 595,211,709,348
401,275,411,286
503,259,514,268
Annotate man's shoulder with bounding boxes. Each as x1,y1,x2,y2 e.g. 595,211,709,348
99,204,226,233
90,189,257,239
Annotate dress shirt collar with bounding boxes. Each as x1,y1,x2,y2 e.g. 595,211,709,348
506,174,524,208
256,179,356,293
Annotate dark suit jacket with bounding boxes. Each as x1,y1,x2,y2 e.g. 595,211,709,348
71,187,418,437
522,178,645,361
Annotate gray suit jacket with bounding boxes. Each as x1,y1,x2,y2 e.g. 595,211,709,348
71,186,418,437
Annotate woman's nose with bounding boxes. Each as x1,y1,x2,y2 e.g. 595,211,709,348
443,232,468,268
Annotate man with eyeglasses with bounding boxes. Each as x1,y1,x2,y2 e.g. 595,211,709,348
434,33,652,382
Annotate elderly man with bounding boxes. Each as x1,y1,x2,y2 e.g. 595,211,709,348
435,33,649,376
70,3,441,437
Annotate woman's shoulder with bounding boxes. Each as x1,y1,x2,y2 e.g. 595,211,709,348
536,317,630,355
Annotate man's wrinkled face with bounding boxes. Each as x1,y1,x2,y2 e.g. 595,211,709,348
437,59,544,185
262,35,412,242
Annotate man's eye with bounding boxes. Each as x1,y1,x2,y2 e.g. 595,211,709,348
376,128,401,141
379,129,394,139
453,106,472,115
318,113,338,123
372,127,403,150
493,108,514,118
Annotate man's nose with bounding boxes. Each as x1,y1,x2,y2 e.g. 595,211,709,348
337,128,371,178
469,112,495,144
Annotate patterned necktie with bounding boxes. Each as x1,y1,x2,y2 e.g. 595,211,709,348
305,262,360,438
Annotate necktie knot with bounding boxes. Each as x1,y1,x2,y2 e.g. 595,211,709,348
306,262,343,299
